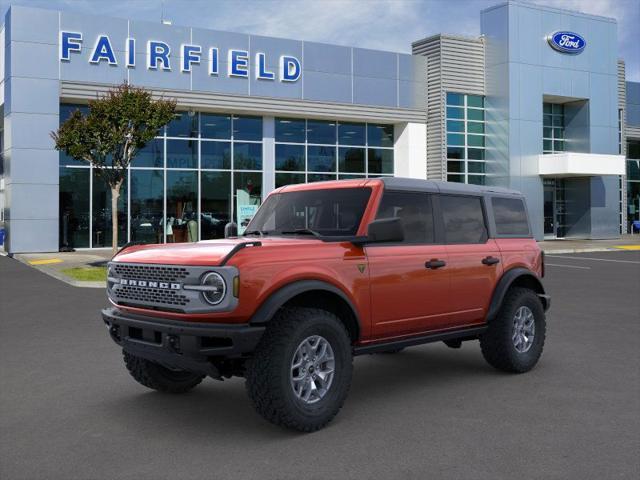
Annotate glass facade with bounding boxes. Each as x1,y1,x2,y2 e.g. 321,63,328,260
274,118,394,188
58,104,263,248
543,103,565,154
627,140,640,230
57,106,396,248
445,92,486,185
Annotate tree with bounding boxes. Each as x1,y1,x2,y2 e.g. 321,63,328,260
52,83,176,255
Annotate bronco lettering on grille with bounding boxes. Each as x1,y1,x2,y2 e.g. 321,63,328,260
119,279,181,290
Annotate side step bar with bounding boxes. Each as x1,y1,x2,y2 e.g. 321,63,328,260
353,325,487,356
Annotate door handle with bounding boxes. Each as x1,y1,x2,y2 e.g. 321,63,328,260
482,256,500,266
425,259,446,269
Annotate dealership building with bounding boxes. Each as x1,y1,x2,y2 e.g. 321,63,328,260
0,1,639,252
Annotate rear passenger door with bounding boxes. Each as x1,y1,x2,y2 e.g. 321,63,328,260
367,191,451,339
440,194,503,326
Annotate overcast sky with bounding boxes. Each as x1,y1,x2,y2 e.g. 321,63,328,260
1,0,638,80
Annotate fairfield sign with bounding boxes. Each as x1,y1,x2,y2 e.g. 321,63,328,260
59,31,302,82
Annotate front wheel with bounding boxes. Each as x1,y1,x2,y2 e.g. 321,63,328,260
245,307,353,432
479,287,546,373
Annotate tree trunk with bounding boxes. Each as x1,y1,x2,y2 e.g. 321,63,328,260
111,181,123,256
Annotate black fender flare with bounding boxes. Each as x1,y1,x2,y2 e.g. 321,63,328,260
249,280,361,336
485,268,549,322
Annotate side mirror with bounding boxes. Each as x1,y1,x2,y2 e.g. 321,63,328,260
224,222,238,238
366,217,404,243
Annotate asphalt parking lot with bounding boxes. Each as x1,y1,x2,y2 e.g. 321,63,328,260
1,251,639,480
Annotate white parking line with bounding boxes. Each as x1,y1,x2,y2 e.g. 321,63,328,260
546,263,591,269
546,255,640,265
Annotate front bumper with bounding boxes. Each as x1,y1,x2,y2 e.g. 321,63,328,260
102,307,265,377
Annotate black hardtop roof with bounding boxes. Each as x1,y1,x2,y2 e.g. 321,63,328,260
378,177,522,197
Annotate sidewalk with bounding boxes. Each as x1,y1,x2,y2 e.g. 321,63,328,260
5,235,640,288
538,234,640,254
9,249,113,288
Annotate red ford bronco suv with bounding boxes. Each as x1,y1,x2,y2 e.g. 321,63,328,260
103,178,550,431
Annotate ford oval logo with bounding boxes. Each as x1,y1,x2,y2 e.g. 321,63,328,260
547,31,586,54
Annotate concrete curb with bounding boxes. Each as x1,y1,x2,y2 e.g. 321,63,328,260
540,247,619,254
10,254,106,289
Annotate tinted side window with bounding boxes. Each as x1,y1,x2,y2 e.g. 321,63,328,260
492,197,530,236
441,195,487,244
376,192,435,243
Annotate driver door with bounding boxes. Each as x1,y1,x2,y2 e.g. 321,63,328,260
366,191,451,340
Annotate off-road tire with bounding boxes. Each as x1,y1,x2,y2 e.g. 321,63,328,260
123,350,205,393
245,307,353,432
479,287,546,373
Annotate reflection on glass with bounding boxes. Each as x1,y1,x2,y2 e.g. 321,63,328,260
201,113,231,139
59,167,90,248
135,139,164,168
234,172,262,227
308,173,336,183
234,142,262,170
307,120,336,144
307,145,336,172
338,122,365,146
167,139,197,169
201,141,231,169
276,144,305,171
201,171,231,240
233,115,262,141
276,173,306,188
446,92,464,106
276,118,306,143
167,111,198,138
368,148,393,174
339,147,365,173
92,169,127,247
447,120,464,133
130,169,164,244
59,104,90,166
367,124,394,147
167,171,198,243
467,109,484,121
447,161,464,173
447,133,465,146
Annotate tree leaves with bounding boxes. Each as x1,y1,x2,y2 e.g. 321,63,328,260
51,83,177,188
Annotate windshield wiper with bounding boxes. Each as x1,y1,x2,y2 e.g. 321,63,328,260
243,230,268,237
279,228,322,238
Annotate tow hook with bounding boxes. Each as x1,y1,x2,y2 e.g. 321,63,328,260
167,335,181,353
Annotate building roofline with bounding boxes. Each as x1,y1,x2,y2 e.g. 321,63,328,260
412,33,483,48
481,1,616,24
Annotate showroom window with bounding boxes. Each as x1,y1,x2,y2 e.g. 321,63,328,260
627,140,640,231
58,104,263,247
543,103,565,154
274,118,394,188
445,92,486,185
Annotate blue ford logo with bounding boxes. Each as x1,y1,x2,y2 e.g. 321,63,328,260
547,31,586,54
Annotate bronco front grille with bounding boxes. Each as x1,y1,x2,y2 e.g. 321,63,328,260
114,285,190,307
113,264,189,283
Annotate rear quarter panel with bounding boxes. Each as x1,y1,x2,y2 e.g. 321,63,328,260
495,238,542,276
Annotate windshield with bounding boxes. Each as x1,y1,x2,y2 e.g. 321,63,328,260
245,187,371,237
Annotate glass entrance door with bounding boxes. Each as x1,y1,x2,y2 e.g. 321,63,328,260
543,178,567,238
544,179,555,237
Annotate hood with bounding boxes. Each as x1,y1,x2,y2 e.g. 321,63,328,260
112,236,322,266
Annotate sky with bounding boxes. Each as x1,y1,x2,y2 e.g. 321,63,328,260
1,0,638,80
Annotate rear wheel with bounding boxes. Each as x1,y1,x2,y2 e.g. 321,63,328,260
479,287,546,373
123,351,205,393
245,307,353,432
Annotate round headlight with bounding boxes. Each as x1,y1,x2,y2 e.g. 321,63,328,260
201,272,226,305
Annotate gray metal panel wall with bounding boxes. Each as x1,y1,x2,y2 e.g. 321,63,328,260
618,60,626,232
60,81,427,124
412,35,485,181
